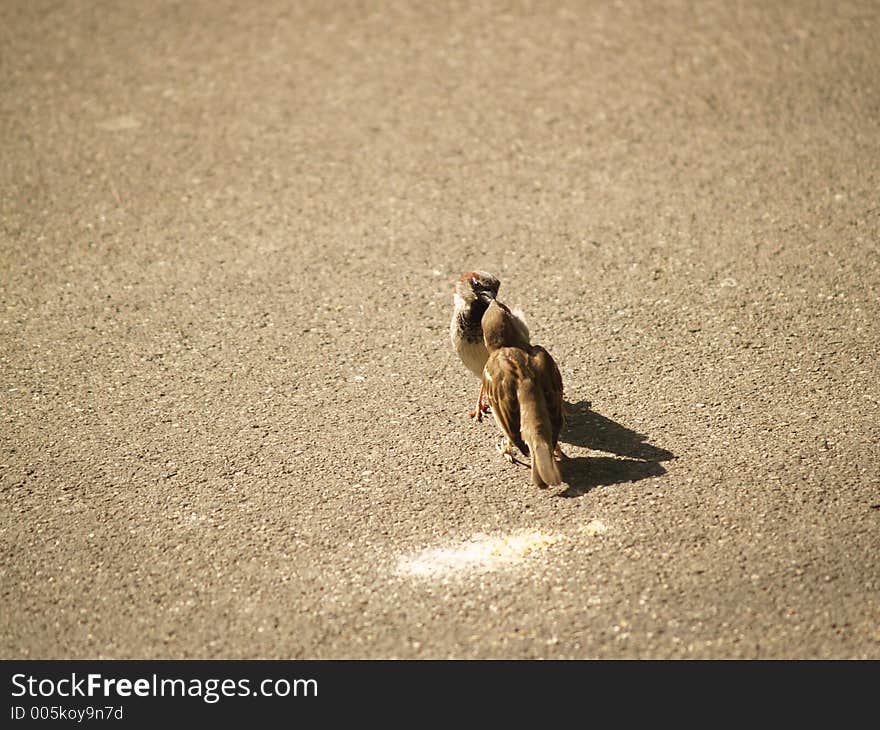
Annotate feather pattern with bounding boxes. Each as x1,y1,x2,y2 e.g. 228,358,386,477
481,300,565,487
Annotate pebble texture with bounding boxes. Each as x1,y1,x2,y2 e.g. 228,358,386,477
1,0,878,658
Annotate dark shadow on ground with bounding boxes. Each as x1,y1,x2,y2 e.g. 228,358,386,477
558,456,668,498
561,400,674,461
557,400,675,498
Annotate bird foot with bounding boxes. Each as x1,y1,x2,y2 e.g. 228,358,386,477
554,445,569,461
497,440,515,463
497,441,528,467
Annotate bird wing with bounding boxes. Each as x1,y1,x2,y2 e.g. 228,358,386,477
483,348,529,455
530,345,565,444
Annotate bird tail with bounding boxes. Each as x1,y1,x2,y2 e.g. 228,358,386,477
518,380,562,488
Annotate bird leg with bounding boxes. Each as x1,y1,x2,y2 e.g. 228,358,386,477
554,444,568,461
497,439,528,467
497,438,515,463
468,381,488,421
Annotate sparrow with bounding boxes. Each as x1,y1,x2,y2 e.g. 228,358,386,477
450,271,530,420
481,299,565,488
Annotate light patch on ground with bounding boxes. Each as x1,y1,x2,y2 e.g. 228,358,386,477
396,530,561,579
96,115,141,131
581,519,608,537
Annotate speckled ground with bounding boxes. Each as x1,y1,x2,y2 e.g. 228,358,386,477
2,0,878,659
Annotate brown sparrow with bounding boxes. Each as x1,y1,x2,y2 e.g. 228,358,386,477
450,271,529,420
481,299,564,488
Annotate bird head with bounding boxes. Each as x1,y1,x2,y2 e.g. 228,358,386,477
454,270,500,305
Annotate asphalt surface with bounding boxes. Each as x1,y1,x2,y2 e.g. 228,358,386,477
2,1,878,659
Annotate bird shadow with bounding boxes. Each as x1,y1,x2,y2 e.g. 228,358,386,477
556,399,675,498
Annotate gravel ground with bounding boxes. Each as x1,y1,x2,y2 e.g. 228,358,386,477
1,0,878,659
